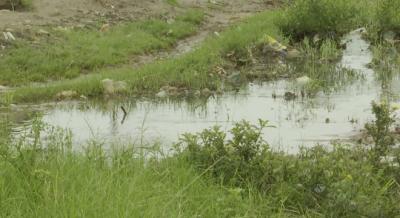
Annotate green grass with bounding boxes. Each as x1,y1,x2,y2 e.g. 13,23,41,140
276,0,400,41
1,114,400,217
10,11,282,103
0,10,204,86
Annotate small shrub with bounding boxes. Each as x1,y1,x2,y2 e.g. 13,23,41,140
177,119,400,216
276,0,360,40
176,119,273,188
365,101,396,163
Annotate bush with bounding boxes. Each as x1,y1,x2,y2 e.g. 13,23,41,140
177,119,400,216
276,0,361,40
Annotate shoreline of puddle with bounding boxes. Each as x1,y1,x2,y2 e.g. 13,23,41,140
6,28,400,153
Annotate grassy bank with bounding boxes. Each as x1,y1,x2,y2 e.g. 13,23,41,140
0,10,204,86
1,104,400,217
10,11,282,103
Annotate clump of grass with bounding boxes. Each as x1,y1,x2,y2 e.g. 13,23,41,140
275,0,361,40
300,37,341,61
0,120,302,217
0,10,204,86
365,101,396,163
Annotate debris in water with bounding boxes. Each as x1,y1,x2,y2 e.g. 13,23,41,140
284,91,296,101
261,35,287,55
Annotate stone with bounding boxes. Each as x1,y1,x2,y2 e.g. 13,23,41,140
156,90,167,98
296,76,312,85
102,79,114,95
0,85,8,91
100,23,110,32
37,29,50,36
286,49,301,59
101,79,127,95
56,90,78,100
201,88,213,96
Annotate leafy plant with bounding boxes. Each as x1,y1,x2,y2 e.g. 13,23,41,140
365,101,396,163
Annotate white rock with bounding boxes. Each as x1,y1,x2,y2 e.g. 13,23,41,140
0,85,8,91
102,78,115,95
37,29,50,36
296,76,312,85
101,79,128,95
156,90,167,98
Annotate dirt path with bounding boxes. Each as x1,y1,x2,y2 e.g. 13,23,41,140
0,0,277,30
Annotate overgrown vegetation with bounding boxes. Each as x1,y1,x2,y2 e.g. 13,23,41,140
276,0,361,40
175,103,400,216
1,105,399,217
277,0,400,41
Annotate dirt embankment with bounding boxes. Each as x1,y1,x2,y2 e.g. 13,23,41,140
0,0,278,31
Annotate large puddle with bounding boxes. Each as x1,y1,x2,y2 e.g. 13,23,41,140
7,29,400,152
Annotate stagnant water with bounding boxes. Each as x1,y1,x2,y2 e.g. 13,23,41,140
8,29,400,152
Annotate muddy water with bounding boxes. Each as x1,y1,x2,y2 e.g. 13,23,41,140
10,29,400,152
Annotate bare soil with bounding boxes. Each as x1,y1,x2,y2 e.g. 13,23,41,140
0,0,278,31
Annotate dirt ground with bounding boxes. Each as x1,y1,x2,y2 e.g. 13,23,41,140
0,0,278,31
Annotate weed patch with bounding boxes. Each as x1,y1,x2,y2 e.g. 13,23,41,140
177,119,400,217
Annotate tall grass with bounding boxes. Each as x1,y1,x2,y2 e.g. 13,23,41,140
1,110,400,217
276,0,399,40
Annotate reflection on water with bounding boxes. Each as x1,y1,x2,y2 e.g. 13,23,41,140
8,29,400,152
